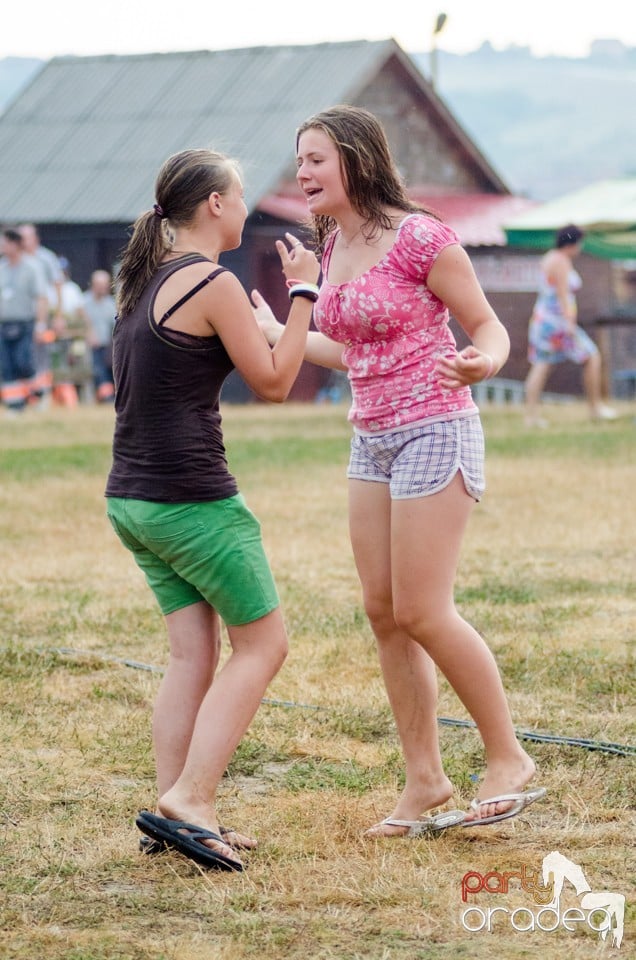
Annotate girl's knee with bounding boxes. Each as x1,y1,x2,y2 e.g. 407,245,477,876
362,587,393,622
272,632,289,668
393,604,454,644
251,611,289,669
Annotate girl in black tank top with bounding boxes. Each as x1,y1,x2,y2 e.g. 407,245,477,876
105,148,320,871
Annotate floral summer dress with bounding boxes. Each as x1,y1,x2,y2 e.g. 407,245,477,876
528,268,597,365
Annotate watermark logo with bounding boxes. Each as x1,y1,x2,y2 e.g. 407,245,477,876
460,850,625,948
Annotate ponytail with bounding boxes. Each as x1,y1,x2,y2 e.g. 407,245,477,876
115,149,236,317
115,209,170,317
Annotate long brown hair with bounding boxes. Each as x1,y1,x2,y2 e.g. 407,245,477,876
295,104,433,253
116,149,237,317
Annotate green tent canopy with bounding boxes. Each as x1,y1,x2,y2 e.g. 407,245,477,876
504,179,636,260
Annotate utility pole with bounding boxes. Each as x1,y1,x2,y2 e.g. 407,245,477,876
430,12,448,90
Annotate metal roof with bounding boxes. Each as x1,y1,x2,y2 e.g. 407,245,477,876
504,179,636,232
504,179,636,259
416,193,536,247
0,39,507,225
258,186,535,247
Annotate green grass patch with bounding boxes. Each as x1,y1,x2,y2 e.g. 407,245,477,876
0,444,112,479
283,758,387,794
0,402,634,960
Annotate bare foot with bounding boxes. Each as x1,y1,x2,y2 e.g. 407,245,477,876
220,827,257,850
364,775,454,838
157,794,244,868
463,751,538,823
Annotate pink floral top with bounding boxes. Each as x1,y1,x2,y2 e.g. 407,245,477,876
314,214,477,433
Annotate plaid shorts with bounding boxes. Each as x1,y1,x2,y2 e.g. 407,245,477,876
347,414,485,501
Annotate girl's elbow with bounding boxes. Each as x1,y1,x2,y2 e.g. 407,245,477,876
266,389,289,404
255,382,290,403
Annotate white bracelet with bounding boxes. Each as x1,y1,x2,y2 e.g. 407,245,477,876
288,282,319,303
482,354,495,379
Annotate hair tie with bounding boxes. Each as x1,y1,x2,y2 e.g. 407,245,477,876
153,203,164,218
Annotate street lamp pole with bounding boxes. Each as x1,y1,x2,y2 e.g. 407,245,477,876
430,12,448,90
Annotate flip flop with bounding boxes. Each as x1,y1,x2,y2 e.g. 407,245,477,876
139,834,166,855
462,786,547,826
139,824,252,854
135,811,243,871
369,809,466,837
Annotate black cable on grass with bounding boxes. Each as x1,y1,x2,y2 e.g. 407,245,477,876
45,646,636,758
436,717,635,757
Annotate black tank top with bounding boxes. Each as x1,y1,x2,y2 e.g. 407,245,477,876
105,255,239,503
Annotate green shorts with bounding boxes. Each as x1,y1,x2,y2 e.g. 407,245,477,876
106,494,279,625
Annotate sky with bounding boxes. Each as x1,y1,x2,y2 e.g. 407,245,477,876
6,0,636,61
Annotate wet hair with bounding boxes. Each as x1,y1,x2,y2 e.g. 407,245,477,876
555,224,585,249
295,104,433,253
116,148,238,317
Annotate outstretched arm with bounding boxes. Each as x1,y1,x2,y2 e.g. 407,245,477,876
204,234,322,402
252,290,347,371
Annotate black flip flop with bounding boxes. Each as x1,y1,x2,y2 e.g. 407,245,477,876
136,811,243,871
139,834,167,854
139,824,247,854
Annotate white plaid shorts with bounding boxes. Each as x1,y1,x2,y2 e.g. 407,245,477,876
347,414,485,501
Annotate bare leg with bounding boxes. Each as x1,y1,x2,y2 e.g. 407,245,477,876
524,361,551,425
583,351,602,414
153,601,220,796
390,474,535,821
583,351,616,419
349,480,453,836
155,605,288,862
149,602,252,849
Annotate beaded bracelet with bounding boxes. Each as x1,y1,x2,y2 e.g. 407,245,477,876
288,282,319,303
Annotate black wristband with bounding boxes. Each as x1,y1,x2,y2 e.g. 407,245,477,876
289,288,319,303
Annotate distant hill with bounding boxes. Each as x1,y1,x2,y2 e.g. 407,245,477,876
415,43,636,200
2,45,635,202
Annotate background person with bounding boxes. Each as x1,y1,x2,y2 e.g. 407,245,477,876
83,269,116,402
18,223,64,406
257,105,544,837
105,148,319,871
0,228,49,414
524,224,617,426
18,223,63,307
51,257,90,406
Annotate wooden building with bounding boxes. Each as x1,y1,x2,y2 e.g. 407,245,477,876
2,39,629,400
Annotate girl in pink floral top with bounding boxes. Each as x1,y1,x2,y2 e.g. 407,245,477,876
256,105,544,836
316,213,478,433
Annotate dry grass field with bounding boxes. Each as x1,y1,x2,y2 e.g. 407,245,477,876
0,399,634,959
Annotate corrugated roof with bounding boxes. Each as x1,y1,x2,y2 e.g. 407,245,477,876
0,41,394,223
0,40,508,225
504,179,636,232
504,179,636,259
416,192,536,247
259,184,536,247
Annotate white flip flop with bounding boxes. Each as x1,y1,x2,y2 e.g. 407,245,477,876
463,786,547,826
377,809,466,837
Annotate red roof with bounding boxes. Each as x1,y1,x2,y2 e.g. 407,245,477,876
257,184,537,248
